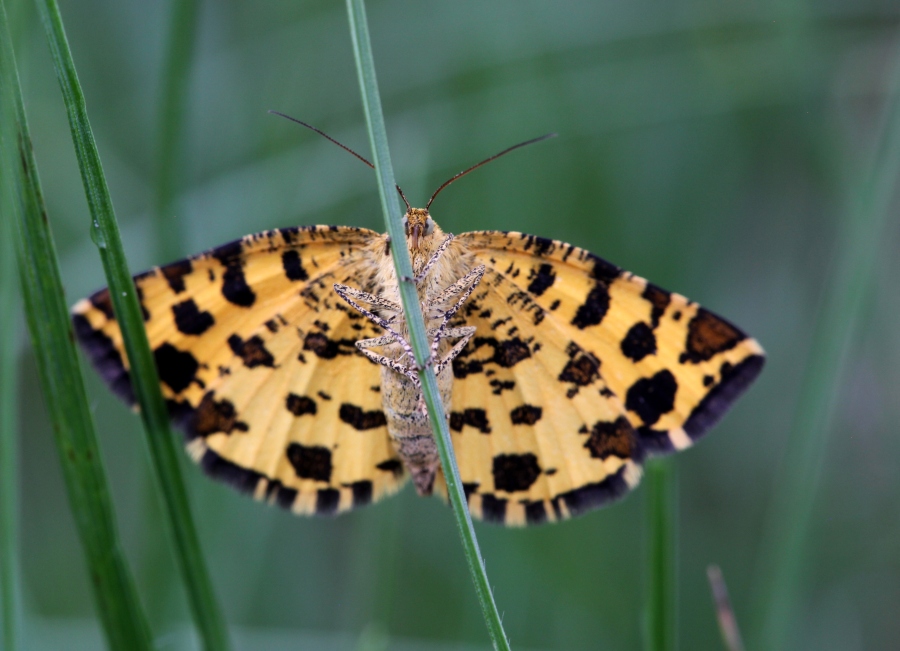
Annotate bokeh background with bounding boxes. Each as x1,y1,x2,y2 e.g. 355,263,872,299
5,0,900,649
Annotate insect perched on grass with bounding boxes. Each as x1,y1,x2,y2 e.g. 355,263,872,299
72,120,764,526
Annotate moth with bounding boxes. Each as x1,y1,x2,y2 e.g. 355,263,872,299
72,127,764,526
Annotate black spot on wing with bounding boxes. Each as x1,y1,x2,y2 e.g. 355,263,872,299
643,283,671,327
153,343,201,394
532,236,554,256
625,370,677,426
286,442,333,482
526,263,556,296
571,284,610,329
683,354,764,441
492,453,541,493
282,250,309,281
558,348,600,387
680,308,745,363
264,480,300,510
452,336,531,379
510,405,542,425
494,338,531,367
524,500,547,525
221,266,255,307
72,313,135,404
228,334,275,368
452,357,483,379
161,258,193,294
172,299,214,335
350,480,373,507
339,403,387,430
584,416,642,461
376,458,403,477
588,255,621,284
190,391,249,437
286,393,317,416
316,488,340,515
620,322,657,362
449,408,492,434
89,289,115,320
480,494,508,523
213,241,256,307
303,332,356,359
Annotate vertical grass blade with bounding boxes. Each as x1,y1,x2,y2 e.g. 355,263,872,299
155,0,200,262
0,7,23,647
0,193,22,651
0,2,153,648
344,2,511,649
751,45,900,651
34,1,232,649
645,460,677,651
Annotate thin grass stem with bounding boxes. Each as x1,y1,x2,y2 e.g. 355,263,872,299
751,43,900,651
0,208,22,651
0,2,152,647
0,8,23,648
34,1,232,649
645,460,677,651
344,1,510,649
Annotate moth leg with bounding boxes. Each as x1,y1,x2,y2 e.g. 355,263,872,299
355,335,420,383
433,325,477,375
415,234,455,284
426,265,485,358
426,265,485,316
333,283,417,362
333,283,401,313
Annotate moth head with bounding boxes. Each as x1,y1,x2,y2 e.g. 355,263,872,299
403,208,435,250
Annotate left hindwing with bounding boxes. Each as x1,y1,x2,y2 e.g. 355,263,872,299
445,230,764,524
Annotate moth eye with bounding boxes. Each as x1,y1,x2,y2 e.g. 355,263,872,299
424,218,435,235
401,216,410,235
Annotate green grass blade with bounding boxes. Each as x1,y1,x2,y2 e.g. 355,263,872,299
34,1,232,649
0,2,152,648
344,2,510,649
0,198,22,651
750,46,900,651
0,9,23,648
155,0,200,262
645,460,677,651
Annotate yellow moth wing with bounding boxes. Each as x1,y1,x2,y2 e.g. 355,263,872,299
72,225,407,514
457,230,765,456
437,269,643,525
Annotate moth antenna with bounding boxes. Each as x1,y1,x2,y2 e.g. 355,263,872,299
269,110,411,211
395,185,412,212
425,132,557,211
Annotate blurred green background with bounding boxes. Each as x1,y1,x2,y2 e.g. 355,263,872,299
5,0,900,649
